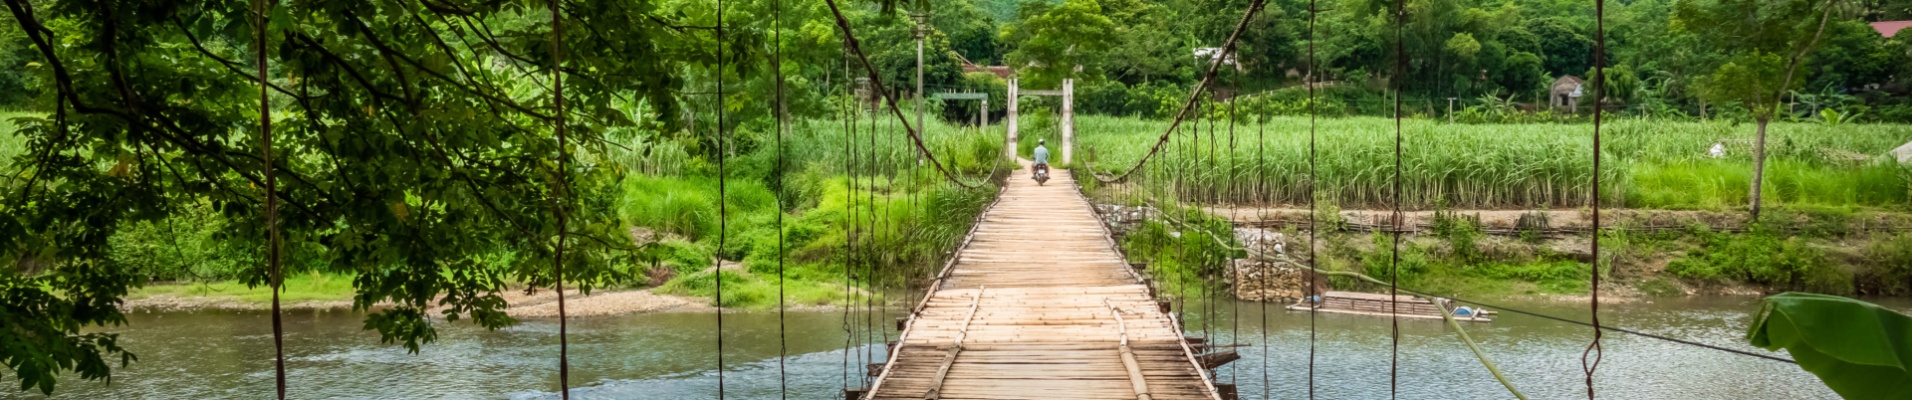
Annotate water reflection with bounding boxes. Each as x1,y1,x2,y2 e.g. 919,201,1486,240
33,310,896,399
23,296,1898,399
1182,296,1885,400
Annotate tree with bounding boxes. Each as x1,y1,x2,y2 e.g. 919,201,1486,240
1803,19,1906,93
1101,0,1190,85
1675,0,1838,220
0,6,32,107
928,0,1001,64
1177,0,1300,84
1526,17,1592,77
1495,51,1547,94
1586,63,1640,105
0,0,712,392
862,12,964,99
999,0,1116,87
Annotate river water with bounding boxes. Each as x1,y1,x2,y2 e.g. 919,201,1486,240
15,296,1897,399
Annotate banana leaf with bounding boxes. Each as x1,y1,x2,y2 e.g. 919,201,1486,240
1747,292,1912,399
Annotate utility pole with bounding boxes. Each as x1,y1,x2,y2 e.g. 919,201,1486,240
1446,97,1457,123
912,10,928,164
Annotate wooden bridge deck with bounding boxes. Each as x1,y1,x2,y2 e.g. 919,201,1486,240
865,165,1219,400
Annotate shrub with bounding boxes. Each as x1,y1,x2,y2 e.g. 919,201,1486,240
1861,234,1912,295
1666,226,1837,292
1636,278,1685,297
1432,207,1483,262
1362,232,1428,284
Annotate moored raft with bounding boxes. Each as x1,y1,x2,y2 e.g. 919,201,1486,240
1285,291,1493,322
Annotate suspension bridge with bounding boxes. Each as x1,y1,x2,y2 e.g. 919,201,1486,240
862,162,1222,400
52,0,1812,396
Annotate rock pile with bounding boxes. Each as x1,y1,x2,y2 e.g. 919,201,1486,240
1230,259,1306,301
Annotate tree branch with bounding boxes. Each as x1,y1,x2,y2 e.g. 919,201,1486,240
1771,0,1838,107
342,9,555,120
171,16,305,100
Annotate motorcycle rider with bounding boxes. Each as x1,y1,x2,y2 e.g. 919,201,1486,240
1032,138,1051,181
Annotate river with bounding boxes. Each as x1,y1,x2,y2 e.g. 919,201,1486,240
14,296,1896,399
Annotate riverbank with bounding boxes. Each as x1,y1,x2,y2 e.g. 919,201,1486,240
1107,202,1912,302
121,273,838,317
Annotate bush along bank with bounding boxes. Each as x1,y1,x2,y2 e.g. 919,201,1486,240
616,117,1011,309
1110,202,1912,301
108,115,1012,311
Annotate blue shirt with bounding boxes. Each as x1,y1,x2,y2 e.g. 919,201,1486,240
1034,145,1050,165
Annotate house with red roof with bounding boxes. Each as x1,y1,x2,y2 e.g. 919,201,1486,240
1872,21,1912,38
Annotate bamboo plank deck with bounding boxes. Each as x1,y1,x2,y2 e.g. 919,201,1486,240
866,164,1218,400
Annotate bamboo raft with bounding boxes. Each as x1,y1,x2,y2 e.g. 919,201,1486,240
863,164,1221,400
1285,291,1493,322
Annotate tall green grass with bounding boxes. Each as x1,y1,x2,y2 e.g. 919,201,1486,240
1074,115,1912,210
129,270,359,305
1626,160,1911,210
781,113,1009,179
617,114,1012,308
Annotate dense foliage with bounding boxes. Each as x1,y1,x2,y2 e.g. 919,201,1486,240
932,0,1912,123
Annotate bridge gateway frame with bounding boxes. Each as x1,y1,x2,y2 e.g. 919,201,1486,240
929,91,991,132
1006,78,1075,163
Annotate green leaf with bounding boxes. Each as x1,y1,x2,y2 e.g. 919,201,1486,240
1747,292,1912,399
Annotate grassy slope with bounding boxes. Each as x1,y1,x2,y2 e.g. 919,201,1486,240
130,271,358,305
617,115,1008,309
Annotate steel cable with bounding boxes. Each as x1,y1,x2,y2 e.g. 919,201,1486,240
1306,2,1321,398
1093,0,1267,185
1389,0,1406,395
1584,0,1609,398
1378,286,1795,364
252,0,286,397
870,100,880,388
1256,97,1271,400
547,0,572,397
821,0,983,190
773,0,788,394
715,0,729,395
839,39,855,395
1226,89,1240,387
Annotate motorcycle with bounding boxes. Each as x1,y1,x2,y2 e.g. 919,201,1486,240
1033,163,1050,186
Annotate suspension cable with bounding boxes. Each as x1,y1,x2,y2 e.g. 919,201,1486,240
864,95,879,389
773,0,788,394
1433,293,1793,364
839,38,855,395
547,0,571,397
253,0,286,397
1389,0,1406,395
1172,211,1803,367
1256,92,1271,400
1225,89,1239,387
821,0,981,190
1200,100,1213,348
1095,0,1266,184
1584,0,1608,397
715,0,729,395
1306,1,1321,398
